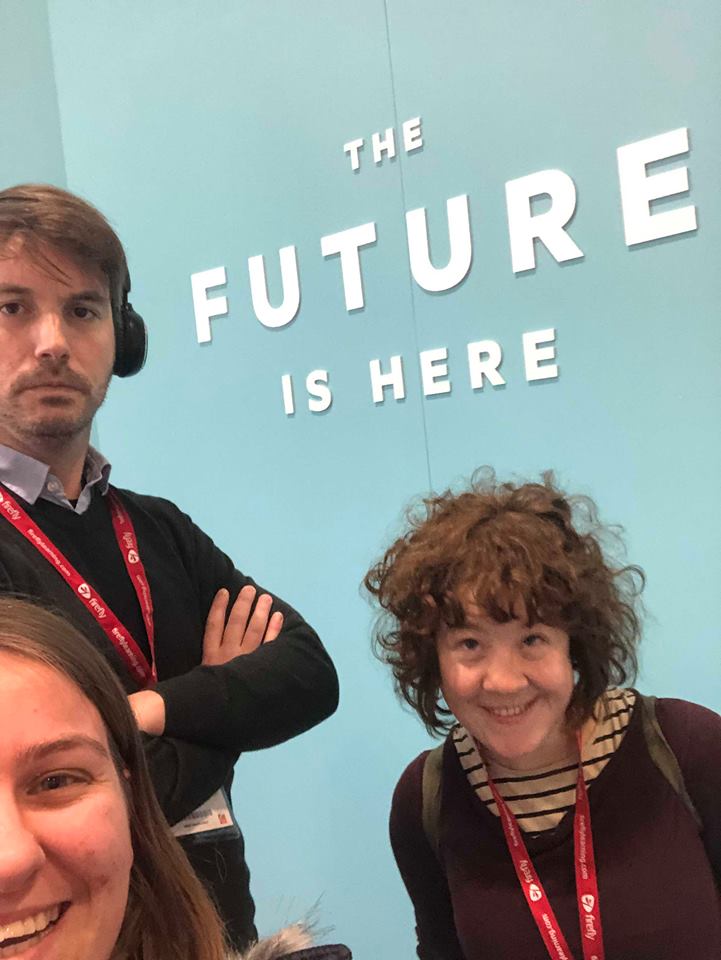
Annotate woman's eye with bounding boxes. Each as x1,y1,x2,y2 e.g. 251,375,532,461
523,633,545,648
31,772,83,794
460,637,479,651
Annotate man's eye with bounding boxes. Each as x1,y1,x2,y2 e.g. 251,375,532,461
0,302,23,316
71,306,97,320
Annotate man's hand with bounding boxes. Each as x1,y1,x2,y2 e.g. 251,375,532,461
202,585,284,666
128,689,166,735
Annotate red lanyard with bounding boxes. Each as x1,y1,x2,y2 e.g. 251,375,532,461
0,484,156,687
482,733,605,960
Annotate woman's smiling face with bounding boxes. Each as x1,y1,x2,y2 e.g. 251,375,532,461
437,598,576,770
0,652,132,960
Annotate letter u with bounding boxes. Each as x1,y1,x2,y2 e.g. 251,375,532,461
248,245,301,328
405,194,472,292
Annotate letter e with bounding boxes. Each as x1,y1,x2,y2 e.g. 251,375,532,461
523,328,558,382
617,127,697,246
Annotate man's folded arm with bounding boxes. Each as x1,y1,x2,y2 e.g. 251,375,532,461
155,603,338,750
147,498,340,751
141,733,240,825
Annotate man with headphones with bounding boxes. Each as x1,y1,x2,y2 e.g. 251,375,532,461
0,184,339,950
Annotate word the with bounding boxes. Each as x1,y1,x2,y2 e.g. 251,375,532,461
343,116,423,171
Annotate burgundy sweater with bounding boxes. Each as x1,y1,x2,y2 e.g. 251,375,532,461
390,697,721,959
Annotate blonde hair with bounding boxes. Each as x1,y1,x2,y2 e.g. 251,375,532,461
0,597,228,960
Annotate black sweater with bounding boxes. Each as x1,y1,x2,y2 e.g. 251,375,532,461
0,484,339,946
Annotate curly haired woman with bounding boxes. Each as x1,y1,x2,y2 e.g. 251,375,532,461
365,471,720,960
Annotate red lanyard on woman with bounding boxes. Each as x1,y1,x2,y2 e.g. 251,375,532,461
482,732,605,960
0,484,156,687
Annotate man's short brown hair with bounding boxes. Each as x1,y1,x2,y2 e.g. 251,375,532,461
364,470,644,734
0,183,128,318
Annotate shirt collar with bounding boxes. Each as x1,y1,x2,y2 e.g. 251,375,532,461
0,442,112,512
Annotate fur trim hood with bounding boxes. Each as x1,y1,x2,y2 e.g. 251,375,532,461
229,924,350,960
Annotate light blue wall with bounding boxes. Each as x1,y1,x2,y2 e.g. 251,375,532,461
36,2,721,955
0,0,65,187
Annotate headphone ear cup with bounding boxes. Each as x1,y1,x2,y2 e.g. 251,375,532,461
114,302,148,377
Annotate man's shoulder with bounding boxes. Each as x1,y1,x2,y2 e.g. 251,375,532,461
111,487,186,520
109,487,221,560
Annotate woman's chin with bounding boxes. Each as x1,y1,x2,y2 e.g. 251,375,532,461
483,737,545,770
481,725,576,772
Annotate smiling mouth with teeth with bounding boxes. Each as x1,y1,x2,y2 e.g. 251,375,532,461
483,698,537,719
0,903,68,956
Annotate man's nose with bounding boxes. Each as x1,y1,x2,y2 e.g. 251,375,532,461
33,312,71,363
0,797,45,894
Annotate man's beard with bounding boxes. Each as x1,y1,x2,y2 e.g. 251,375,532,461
23,404,97,441
4,363,111,445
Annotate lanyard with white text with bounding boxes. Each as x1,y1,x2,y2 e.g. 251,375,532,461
483,733,605,960
0,484,156,687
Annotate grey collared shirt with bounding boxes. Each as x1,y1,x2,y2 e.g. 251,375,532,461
0,443,112,514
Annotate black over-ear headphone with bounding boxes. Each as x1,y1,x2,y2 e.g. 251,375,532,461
113,273,148,378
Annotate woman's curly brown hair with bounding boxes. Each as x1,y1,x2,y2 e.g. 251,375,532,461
364,469,644,735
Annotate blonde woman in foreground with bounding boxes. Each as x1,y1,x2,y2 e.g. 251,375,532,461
0,597,350,960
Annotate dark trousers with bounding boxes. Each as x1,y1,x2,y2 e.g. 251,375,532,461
180,832,258,951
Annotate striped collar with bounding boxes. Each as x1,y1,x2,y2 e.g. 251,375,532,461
454,688,637,833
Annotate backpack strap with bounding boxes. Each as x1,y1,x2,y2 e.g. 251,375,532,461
421,743,445,862
637,693,702,830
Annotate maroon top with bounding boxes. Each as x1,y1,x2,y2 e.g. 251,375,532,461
390,697,721,960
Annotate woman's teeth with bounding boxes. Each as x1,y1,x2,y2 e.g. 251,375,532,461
0,905,61,953
486,701,534,717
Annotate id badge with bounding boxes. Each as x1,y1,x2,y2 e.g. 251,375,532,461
171,787,240,843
